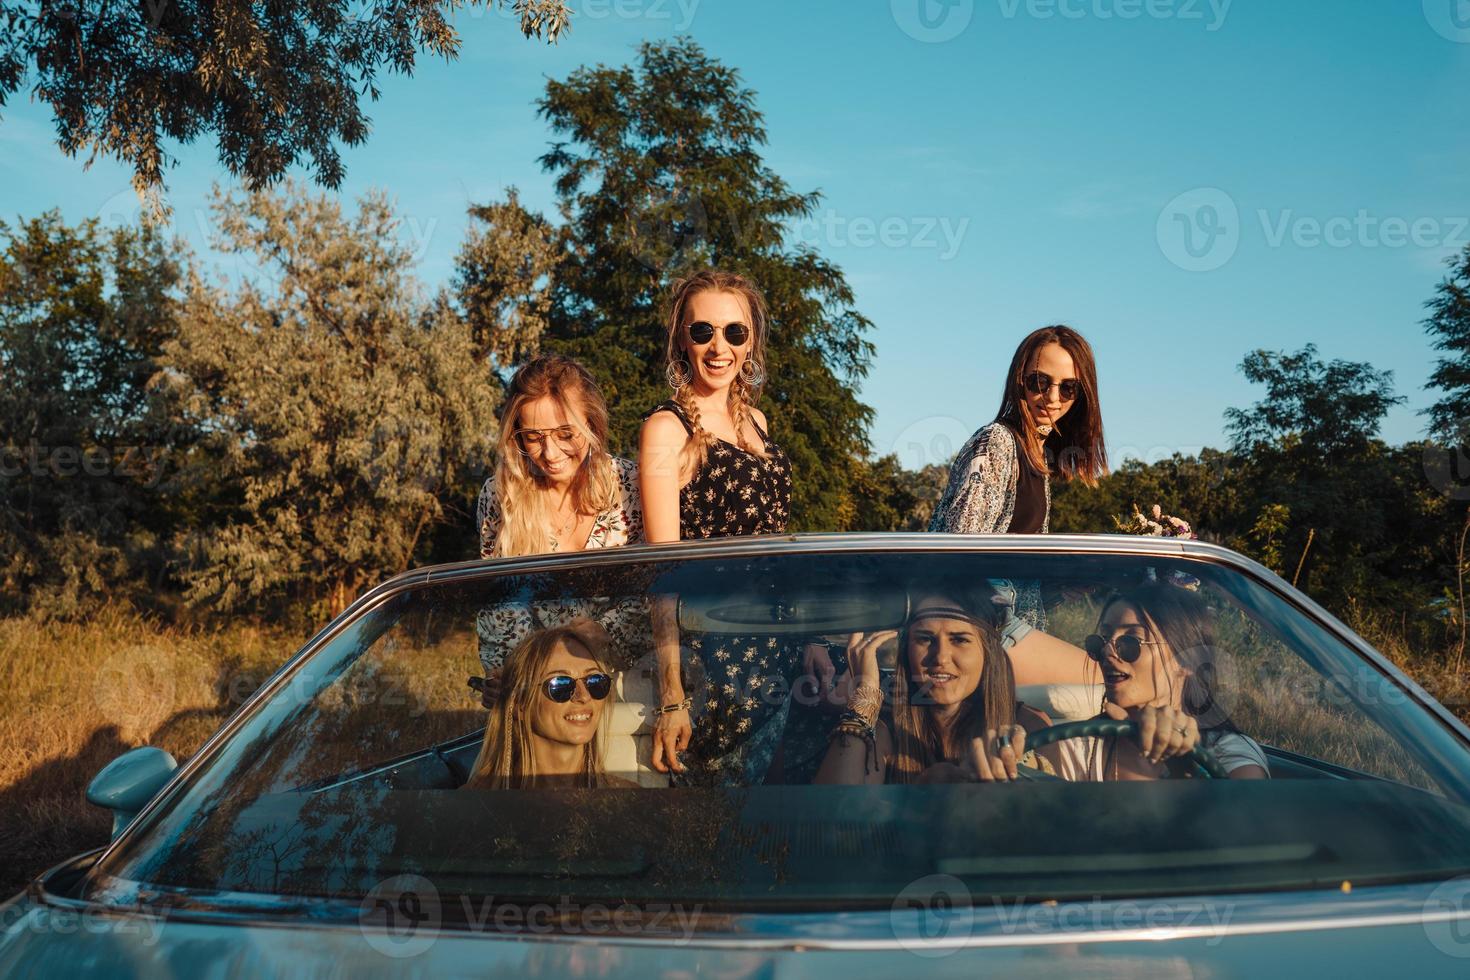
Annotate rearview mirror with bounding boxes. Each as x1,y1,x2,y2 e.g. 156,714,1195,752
86,747,178,840
678,588,909,635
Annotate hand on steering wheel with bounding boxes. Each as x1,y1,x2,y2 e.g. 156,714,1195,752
1021,716,1226,779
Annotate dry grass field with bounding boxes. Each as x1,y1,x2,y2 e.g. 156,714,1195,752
2,600,1468,898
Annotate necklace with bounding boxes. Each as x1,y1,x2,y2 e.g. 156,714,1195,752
548,492,583,541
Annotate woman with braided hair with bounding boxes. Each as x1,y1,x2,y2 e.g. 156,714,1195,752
638,269,796,785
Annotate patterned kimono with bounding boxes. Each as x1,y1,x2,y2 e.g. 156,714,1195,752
928,422,1048,635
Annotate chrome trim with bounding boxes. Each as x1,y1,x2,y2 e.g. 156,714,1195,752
30,861,1470,952
85,534,1470,884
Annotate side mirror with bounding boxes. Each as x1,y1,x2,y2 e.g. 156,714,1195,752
86,747,178,840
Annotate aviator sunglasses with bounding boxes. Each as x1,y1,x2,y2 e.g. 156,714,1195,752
1083,633,1166,665
687,321,751,347
1024,371,1081,402
542,672,613,703
514,425,582,456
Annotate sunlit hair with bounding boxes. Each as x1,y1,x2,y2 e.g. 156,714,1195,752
888,587,1017,783
995,325,1108,486
492,356,618,558
465,621,616,790
663,269,771,472
1098,581,1239,734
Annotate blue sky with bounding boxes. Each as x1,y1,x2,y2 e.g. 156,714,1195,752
4,0,1469,470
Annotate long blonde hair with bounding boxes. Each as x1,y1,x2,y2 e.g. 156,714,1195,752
493,356,618,558
465,621,616,789
663,270,771,473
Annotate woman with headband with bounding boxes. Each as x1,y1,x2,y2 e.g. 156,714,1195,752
814,585,1202,785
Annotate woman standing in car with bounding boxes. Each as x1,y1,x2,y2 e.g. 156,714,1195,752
473,356,644,688
638,269,795,785
929,326,1107,695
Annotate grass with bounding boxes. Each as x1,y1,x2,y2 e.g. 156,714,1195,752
0,607,292,898
3,598,1468,899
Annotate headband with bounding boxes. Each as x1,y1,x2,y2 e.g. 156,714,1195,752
904,602,987,631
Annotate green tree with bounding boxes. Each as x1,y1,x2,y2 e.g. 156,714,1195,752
0,212,184,616
1,1,568,199
1223,346,1407,606
159,182,498,615
455,37,876,530
1425,242,1470,442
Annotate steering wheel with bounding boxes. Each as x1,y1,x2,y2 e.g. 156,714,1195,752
1016,718,1227,781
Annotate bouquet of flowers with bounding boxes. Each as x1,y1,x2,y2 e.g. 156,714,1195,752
1114,503,1197,540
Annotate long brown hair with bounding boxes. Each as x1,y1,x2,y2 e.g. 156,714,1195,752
995,325,1107,486
888,588,1017,783
1099,580,1239,734
663,269,771,472
464,620,616,789
492,356,618,558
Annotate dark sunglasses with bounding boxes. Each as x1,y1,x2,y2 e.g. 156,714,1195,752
542,672,613,703
1024,371,1081,402
1083,633,1165,665
687,321,751,346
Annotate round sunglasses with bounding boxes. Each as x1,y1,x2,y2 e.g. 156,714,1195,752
541,672,613,703
1024,371,1081,402
1083,633,1166,665
687,320,750,347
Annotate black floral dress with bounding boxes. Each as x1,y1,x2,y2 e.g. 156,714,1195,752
646,401,798,786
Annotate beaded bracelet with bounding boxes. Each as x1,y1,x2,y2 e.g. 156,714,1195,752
652,696,693,716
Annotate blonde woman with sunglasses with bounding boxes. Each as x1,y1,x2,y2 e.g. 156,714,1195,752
464,620,637,789
638,270,796,785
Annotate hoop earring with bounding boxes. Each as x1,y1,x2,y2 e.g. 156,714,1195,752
666,357,692,390
739,358,765,388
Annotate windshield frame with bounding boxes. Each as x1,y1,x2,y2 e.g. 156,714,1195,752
84,532,1470,897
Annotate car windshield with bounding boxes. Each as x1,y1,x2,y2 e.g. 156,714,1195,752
85,544,1470,916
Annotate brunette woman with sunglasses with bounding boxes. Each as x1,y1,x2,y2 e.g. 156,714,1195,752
638,270,796,785
929,326,1108,698
464,620,637,789
1055,579,1268,781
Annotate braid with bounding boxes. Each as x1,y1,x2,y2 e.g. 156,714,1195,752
729,386,769,459
675,384,714,473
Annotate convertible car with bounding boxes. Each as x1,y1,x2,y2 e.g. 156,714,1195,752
5,534,1470,975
